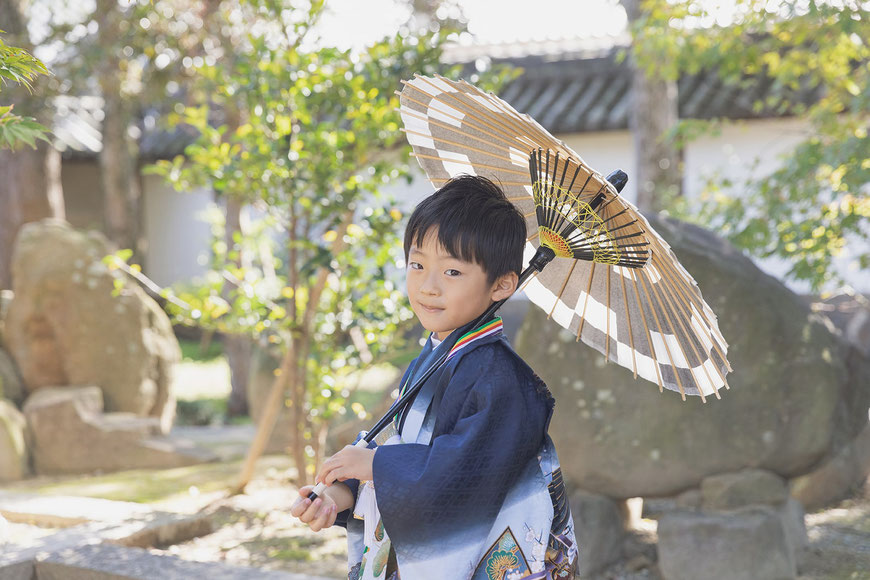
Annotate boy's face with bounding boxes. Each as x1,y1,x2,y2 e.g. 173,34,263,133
406,229,516,341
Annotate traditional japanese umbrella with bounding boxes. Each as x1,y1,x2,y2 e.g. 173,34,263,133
397,73,731,401
306,73,731,501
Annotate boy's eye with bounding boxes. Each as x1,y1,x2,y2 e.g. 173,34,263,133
409,262,423,270
445,269,461,277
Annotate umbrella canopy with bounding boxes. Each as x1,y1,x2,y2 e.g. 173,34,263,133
398,74,731,401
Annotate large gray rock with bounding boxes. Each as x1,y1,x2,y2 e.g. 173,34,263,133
657,507,796,580
5,220,179,432
0,349,24,405
514,215,870,498
790,416,870,510
0,399,28,481
22,386,214,475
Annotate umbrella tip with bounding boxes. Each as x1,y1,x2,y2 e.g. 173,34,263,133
606,170,628,194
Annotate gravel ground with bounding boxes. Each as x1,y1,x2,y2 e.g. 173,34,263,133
8,472,866,579
148,480,348,579
149,480,870,580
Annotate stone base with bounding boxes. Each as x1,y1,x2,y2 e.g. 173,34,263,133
657,506,796,580
570,490,625,576
22,386,216,475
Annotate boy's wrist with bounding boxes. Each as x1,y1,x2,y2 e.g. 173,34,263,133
322,481,354,512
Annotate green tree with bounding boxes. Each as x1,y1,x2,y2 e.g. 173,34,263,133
630,0,869,291
0,32,50,150
39,0,224,255
146,1,512,488
0,1,64,291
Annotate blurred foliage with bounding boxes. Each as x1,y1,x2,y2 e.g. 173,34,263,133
178,337,226,362
176,397,228,426
630,0,869,291
133,0,513,477
0,32,50,150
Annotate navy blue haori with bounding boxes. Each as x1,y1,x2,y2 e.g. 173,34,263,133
336,320,577,580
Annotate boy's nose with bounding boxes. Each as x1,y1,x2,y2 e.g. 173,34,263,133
420,273,440,296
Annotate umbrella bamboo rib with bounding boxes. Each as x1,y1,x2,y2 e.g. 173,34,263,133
423,76,594,187
576,262,596,342
447,76,558,151
619,269,638,378
606,266,612,362
646,258,712,401
409,77,539,152
400,128,516,165
654,254,732,382
637,269,687,400
649,255,721,399
629,268,665,391
458,80,572,164
455,78,556,145
429,178,535,186
399,106,537,162
549,261,577,321
398,91,520,151
648,239,731,372
518,270,541,293
409,152,527,177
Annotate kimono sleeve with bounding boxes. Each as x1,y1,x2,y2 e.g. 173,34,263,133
334,354,422,529
371,346,549,547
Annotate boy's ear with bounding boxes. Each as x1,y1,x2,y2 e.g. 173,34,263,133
491,271,518,301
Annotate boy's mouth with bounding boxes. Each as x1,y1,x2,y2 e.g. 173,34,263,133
418,303,444,313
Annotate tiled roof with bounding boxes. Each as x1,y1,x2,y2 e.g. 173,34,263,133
455,37,821,133
52,36,821,158
52,96,195,160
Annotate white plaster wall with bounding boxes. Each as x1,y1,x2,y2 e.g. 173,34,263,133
561,131,637,204
144,116,867,293
142,174,213,287
683,117,867,293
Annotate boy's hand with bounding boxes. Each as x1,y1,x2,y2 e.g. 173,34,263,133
316,445,376,486
290,486,338,532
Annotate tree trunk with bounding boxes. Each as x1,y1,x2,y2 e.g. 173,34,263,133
223,196,252,417
96,0,141,254
0,0,65,289
623,0,682,213
0,144,65,289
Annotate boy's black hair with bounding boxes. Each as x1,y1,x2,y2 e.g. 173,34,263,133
403,175,526,284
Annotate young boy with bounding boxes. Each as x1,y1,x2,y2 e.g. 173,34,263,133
291,175,577,580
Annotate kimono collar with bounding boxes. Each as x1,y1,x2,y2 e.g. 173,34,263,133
443,316,503,363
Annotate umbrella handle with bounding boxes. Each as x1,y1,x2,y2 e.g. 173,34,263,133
306,435,370,500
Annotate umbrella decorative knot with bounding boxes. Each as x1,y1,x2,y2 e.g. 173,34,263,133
530,148,649,268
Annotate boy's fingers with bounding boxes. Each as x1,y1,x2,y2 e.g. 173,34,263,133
300,498,323,523
311,503,336,532
321,466,341,486
290,497,311,518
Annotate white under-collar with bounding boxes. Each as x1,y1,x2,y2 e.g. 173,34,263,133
430,334,442,347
